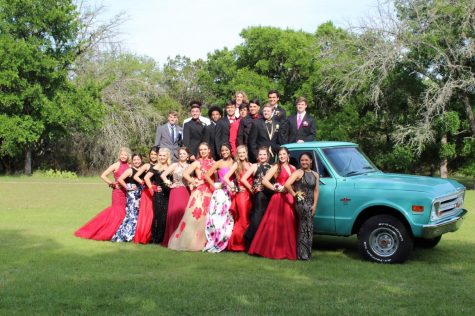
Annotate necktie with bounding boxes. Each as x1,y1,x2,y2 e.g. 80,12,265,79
171,125,175,143
265,121,272,134
297,114,302,129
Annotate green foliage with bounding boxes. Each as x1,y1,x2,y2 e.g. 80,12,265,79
0,0,103,173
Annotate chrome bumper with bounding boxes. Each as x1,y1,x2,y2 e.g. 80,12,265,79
422,209,467,239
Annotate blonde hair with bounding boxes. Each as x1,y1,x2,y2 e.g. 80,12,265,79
158,148,172,168
235,145,249,176
235,91,249,104
117,147,132,162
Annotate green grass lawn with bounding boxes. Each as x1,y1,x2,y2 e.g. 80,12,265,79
0,177,474,315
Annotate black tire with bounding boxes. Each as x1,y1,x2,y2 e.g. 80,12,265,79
358,215,413,263
415,236,442,248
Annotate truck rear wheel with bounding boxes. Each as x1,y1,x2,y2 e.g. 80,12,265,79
358,215,413,263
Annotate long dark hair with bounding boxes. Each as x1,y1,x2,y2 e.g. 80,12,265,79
276,147,290,178
149,146,160,164
220,143,232,160
299,152,313,170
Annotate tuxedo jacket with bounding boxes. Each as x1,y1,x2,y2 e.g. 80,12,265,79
272,105,287,123
237,116,255,147
154,123,183,161
248,118,282,162
214,116,232,151
202,122,219,160
284,113,316,144
183,119,206,157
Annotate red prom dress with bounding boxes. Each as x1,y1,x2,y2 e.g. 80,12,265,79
161,163,190,247
75,161,129,240
248,165,297,260
227,168,253,251
134,165,156,244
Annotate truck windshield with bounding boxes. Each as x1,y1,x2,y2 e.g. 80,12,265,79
322,147,378,177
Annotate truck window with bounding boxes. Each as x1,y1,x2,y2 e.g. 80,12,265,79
288,149,330,178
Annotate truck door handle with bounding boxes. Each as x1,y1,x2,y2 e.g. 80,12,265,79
319,179,326,185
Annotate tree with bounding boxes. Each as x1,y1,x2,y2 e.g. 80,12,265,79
72,52,165,171
0,0,103,174
317,0,475,177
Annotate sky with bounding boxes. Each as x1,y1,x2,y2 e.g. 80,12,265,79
86,0,378,64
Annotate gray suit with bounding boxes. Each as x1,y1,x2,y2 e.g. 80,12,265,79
154,123,183,161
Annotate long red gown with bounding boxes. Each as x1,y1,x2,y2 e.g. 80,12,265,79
227,168,253,251
248,165,297,260
75,161,129,240
134,165,157,244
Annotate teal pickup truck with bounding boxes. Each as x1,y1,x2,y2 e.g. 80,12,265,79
284,142,468,263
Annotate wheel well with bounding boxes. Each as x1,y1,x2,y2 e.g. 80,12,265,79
351,206,413,236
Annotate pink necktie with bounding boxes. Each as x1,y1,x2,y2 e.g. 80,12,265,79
297,114,302,128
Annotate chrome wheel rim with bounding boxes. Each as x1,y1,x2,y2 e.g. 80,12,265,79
369,227,399,257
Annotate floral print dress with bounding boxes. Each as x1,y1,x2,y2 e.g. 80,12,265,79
111,167,143,242
168,158,214,251
203,167,234,253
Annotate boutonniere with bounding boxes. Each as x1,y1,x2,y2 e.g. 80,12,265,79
276,124,279,129
302,121,309,127
275,111,281,117
201,121,206,127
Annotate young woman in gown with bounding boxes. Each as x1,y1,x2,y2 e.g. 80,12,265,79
203,143,235,253
133,146,159,244
112,153,144,242
75,147,131,241
168,143,214,251
248,147,297,260
144,148,171,244
285,152,320,260
241,146,273,249
224,145,253,252
160,147,190,247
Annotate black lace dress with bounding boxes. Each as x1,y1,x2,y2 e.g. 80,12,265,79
294,171,317,260
150,169,171,244
244,163,273,249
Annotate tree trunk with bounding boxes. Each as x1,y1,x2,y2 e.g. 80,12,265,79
24,147,32,176
439,135,448,179
463,93,475,136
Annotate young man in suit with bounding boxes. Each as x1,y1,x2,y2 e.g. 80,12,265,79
183,101,206,161
284,97,316,143
154,110,182,161
215,100,239,155
248,104,282,162
268,90,286,123
202,105,223,160
237,99,261,152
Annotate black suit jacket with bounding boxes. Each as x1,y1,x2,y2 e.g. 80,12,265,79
284,113,316,143
214,116,231,151
237,116,255,147
272,105,286,123
248,118,282,162
183,119,206,157
202,122,219,160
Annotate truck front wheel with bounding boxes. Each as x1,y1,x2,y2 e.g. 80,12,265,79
358,215,413,263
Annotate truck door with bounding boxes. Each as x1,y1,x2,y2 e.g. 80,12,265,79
288,149,336,234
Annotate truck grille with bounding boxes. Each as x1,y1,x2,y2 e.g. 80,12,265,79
432,191,464,220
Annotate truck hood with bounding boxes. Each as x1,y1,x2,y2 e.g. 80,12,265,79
353,172,464,195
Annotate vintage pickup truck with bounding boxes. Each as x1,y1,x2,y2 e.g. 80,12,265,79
284,141,467,263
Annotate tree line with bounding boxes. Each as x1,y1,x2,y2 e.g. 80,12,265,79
0,0,474,185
